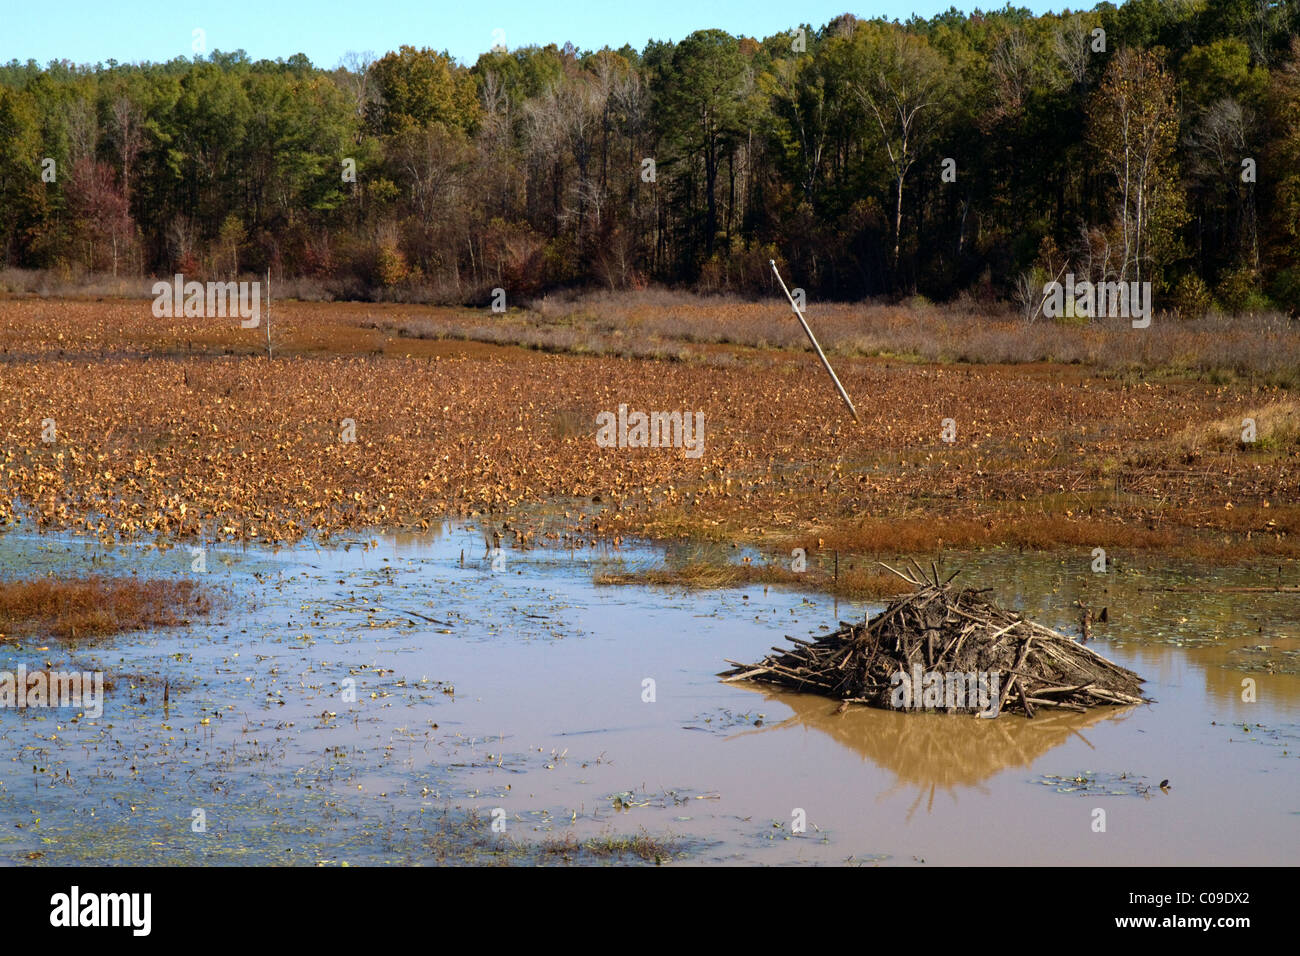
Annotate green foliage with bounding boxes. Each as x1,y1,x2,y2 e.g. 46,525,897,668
0,86,46,261
1215,265,1269,313
1268,267,1300,314
654,30,751,263
0,6,1296,302
1180,39,1267,110
1265,40,1300,276
1171,273,1212,317
368,46,480,136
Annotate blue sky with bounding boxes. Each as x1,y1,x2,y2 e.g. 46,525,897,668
3,0,1070,69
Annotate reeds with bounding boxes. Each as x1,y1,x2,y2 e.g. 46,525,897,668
0,576,210,641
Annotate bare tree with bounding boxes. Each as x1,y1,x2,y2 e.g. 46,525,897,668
523,74,607,245
1187,97,1259,269
1088,49,1185,284
990,29,1036,118
166,215,197,270
1245,0,1282,67
479,69,508,126
1053,15,1093,89
65,97,98,169
393,125,473,224
337,50,377,123
110,96,145,199
476,69,520,219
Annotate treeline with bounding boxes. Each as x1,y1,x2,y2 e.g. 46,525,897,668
2,1,1299,313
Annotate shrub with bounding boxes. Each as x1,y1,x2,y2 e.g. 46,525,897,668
375,239,409,288
1268,267,1300,316
1171,273,1212,318
1215,266,1268,314
0,576,211,641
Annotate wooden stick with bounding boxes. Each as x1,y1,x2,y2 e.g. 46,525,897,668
770,260,860,422
720,667,769,683
878,561,918,585
1024,696,1088,712
1017,679,1035,718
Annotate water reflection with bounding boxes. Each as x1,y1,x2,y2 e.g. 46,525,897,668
730,683,1138,801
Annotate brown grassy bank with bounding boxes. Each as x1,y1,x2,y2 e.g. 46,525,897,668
0,296,1296,569
377,288,1300,389
595,561,916,600
0,575,210,641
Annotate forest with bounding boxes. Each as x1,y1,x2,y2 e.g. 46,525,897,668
1,0,1299,314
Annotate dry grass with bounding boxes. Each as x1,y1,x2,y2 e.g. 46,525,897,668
0,576,210,641
415,807,687,865
7,277,1297,385
595,561,915,599
375,288,1300,388
538,830,683,864
1,295,1297,566
1172,399,1300,455
0,267,158,300
798,514,1179,554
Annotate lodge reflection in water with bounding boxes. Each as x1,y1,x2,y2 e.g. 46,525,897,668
729,683,1138,801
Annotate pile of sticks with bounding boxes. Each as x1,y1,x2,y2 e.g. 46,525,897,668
720,561,1147,718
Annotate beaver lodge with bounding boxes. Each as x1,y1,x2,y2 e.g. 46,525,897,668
720,562,1147,718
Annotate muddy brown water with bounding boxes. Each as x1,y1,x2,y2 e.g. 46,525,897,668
0,525,1295,865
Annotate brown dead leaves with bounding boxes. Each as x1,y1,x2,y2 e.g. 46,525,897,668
0,297,1295,560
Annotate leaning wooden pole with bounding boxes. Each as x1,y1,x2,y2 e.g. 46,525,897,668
770,260,859,422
